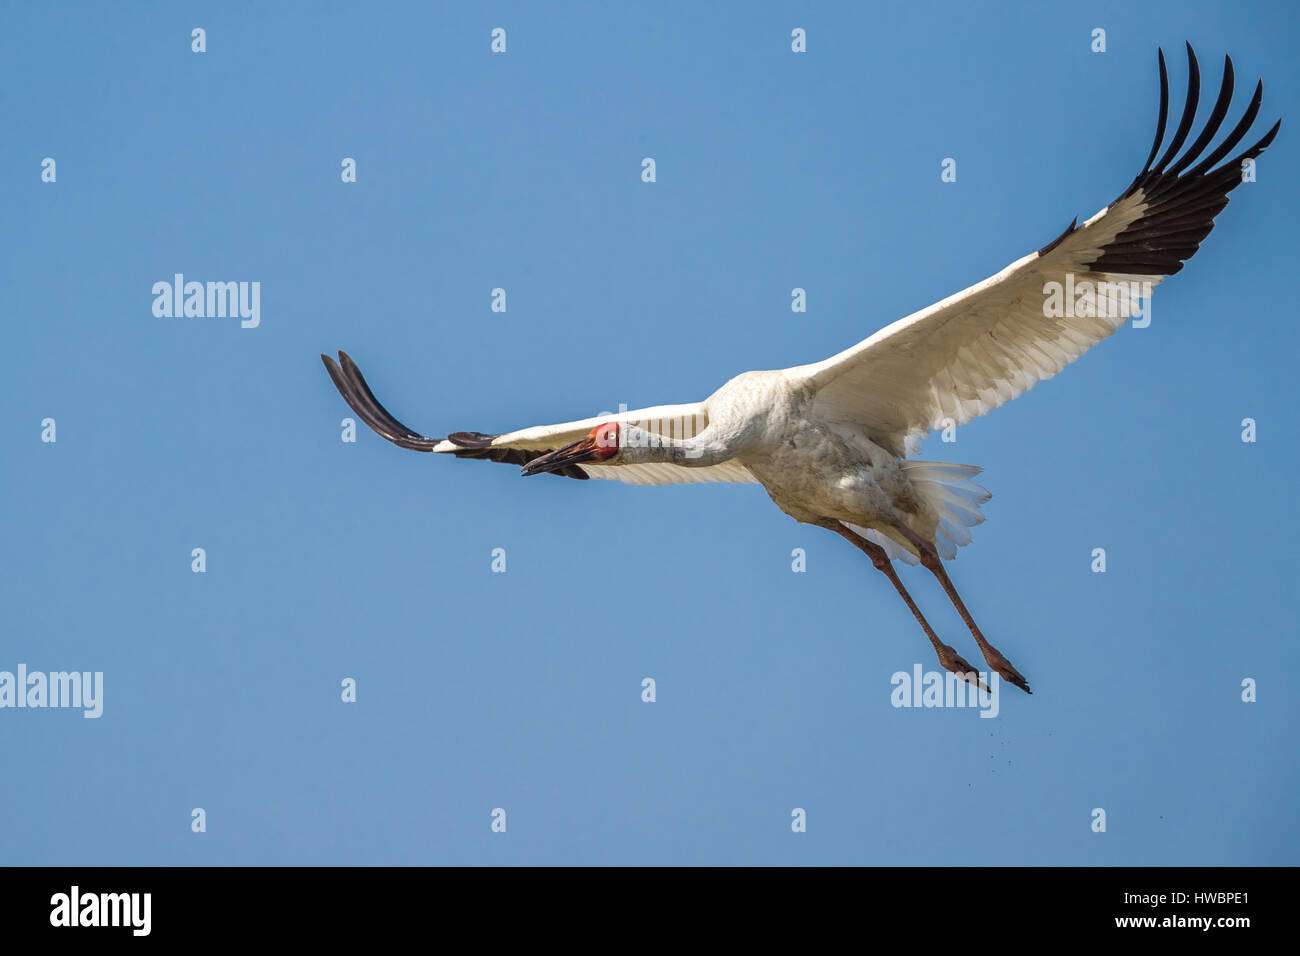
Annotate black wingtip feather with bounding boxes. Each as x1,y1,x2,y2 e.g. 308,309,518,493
321,350,445,451
1151,44,1201,176
1165,54,1234,179
1083,46,1281,278
321,351,590,479
1137,48,1171,179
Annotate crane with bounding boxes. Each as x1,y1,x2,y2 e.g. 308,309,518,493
323,46,1278,696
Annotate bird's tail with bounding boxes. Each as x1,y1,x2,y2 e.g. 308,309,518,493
853,461,991,564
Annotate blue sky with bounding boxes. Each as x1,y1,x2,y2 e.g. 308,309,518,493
2,1,1297,865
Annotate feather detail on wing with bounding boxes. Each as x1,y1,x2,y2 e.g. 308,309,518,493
787,45,1280,457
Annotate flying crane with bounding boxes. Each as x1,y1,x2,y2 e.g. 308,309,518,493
324,46,1279,695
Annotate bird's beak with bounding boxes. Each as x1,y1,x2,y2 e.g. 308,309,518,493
520,435,601,477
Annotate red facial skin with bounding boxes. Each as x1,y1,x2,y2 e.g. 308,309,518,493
589,422,620,460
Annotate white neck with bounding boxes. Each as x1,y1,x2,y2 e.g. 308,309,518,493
619,426,731,468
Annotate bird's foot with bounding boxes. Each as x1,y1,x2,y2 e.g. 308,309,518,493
935,644,990,694
979,645,1032,695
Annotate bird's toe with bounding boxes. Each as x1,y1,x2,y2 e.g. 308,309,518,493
936,645,990,692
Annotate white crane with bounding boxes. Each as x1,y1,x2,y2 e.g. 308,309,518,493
324,46,1278,695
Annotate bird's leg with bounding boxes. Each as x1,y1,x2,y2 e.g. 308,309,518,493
827,522,988,692
888,522,1032,694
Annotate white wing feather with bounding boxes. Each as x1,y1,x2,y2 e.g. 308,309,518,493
785,47,1278,457
785,200,1152,456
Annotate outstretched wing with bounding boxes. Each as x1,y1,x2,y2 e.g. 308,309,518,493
321,351,756,486
788,45,1280,457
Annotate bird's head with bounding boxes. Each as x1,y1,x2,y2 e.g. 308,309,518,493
520,422,621,476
